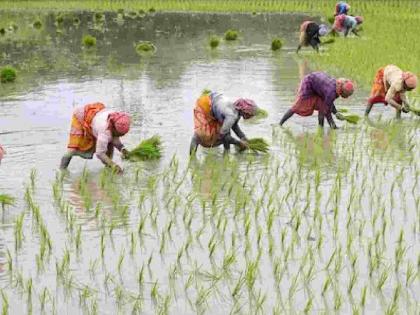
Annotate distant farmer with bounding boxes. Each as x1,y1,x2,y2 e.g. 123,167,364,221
296,21,329,53
190,92,258,154
0,145,4,164
280,72,354,129
60,102,131,173
365,65,418,118
335,1,350,16
334,14,363,37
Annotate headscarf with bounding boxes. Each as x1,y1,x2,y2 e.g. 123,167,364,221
336,78,355,98
355,16,364,24
109,112,131,135
318,24,329,36
402,72,418,89
233,98,258,119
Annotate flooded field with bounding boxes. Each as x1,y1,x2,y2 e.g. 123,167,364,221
0,11,419,314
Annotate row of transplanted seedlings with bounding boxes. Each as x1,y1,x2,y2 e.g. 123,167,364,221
1,122,419,314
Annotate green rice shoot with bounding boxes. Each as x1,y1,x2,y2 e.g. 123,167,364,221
127,136,162,161
246,138,269,153
341,113,361,124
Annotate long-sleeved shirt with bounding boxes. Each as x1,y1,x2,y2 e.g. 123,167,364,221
335,2,350,15
344,15,358,31
210,93,246,143
383,65,407,103
299,72,338,115
91,110,124,156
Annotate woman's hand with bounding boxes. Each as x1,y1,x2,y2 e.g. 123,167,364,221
121,148,130,159
335,112,345,120
238,140,249,151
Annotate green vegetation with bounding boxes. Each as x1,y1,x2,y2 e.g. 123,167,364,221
127,136,162,160
82,34,96,47
0,67,17,83
135,41,156,53
224,29,238,41
209,36,220,48
33,19,42,29
271,38,283,51
246,138,269,153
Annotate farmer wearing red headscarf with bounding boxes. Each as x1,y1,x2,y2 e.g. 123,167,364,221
280,72,354,129
60,102,131,173
366,65,418,118
190,91,259,154
333,14,363,37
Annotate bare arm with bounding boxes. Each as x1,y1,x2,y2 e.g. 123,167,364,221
232,121,247,140
385,85,403,110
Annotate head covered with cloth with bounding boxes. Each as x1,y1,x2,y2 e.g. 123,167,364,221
336,78,355,98
109,112,131,136
233,98,258,119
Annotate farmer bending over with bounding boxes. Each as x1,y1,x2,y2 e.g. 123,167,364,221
280,72,354,129
190,92,258,155
335,2,350,16
365,65,417,118
60,102,130,173
296,21,329,53
333,14,363,37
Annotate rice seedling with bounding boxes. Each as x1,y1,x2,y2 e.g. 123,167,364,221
33,19,42,29
224,29,238,41
0,193,15,212
246,138,269,153
0,67,17,83
135,41,156,54
271,38,283,51
209,36,220,48
126,136,162,161
82,35,96,48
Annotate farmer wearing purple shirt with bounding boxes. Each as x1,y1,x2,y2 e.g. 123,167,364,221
280,72,354,129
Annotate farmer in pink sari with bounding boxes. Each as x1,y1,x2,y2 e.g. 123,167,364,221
334,14,363,37
190,92,258,154
280,72,354,129
60,102,131,173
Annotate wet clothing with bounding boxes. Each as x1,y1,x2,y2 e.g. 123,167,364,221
192,93,246,149
335,2,350,15
299,21,321,51
67,103,124,158
334,14,358,34
368,65,405,106
291,72,338,117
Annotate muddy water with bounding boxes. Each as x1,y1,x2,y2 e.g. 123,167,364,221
0,11,419,314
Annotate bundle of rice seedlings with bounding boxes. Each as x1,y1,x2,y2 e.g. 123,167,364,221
0,67,17,83
271,38,283,51
127,136,162,161
246,138,269,153
254,108,268,119
341,113,361,124
337,107,349,113
135,41,156,54
209,36,220,49
82,35,96,47
322,38,335,44
409,105,420,116
224,29,238,41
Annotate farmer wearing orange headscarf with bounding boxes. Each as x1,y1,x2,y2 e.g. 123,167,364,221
280,72,354,129
60,102,131,173
190,91,259,154
366,65,418,118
